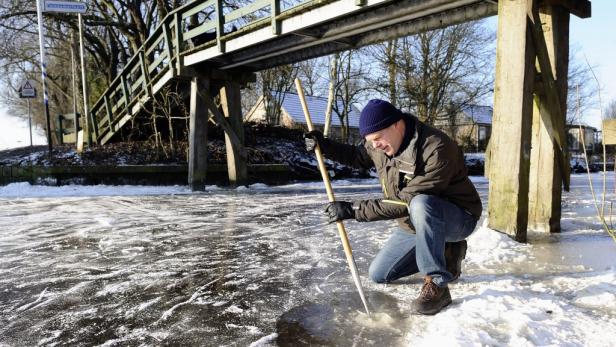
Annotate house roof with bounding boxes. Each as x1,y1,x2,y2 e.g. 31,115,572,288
567,123,597,131
276,92,360,128
461,105,493,124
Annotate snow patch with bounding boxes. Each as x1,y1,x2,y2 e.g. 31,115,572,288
249,333,278,347
37,330,63,346
466,223,533,268
223,305,244,314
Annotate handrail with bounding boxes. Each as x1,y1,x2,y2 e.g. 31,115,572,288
180,0,216,20
225,0,270,23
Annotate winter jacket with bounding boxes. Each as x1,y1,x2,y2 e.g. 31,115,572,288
319,113,482,232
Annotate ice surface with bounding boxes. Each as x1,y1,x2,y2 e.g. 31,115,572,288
0,174,615,346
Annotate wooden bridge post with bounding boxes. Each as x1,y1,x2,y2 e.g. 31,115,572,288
188,77,210,191
528,5,570,233
220,80,247,186
271,0,281,35
215,0,225,53
488,0,536,242
173,13,184,75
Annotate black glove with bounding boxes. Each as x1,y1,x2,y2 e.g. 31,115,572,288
324,201,355,224
304,130,325,153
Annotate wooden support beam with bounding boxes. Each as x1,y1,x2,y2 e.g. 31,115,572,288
528,4,570,233
198,68,256,85
540,0,590,18
528,4,570,191
219,81,248,186
488,0,536,242
188,77,210,191
201,89,247,162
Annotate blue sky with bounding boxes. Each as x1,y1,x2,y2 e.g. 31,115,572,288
570,0,616,128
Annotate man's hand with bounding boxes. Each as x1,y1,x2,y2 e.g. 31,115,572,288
324,201,355,223
304,130,325,153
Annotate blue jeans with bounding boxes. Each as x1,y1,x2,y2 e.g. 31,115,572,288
368,194,477,287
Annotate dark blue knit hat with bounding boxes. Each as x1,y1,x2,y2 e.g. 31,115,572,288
359,99,404,137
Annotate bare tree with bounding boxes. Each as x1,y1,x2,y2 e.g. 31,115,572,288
366,39,398,106
367,21,494,126
566,50,599,124
332,49,371,142
296,58,325,97
259,64,299,125
606,99,616,120
324,53,338,138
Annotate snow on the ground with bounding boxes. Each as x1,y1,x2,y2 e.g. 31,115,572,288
0,107,47,150
0,173,615,346
404,221,616,346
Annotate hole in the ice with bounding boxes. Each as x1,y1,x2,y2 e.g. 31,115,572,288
276,292,405,346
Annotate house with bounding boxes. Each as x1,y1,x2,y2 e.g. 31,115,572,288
245,92,362,143
434,105,493,152
567,123,598,155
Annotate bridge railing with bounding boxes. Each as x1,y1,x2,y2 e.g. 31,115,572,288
89,0,324,144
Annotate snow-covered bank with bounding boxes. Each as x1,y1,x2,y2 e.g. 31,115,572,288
0,174,614,346
0,178,385,198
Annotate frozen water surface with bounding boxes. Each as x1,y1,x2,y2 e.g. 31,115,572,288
0,175,615,346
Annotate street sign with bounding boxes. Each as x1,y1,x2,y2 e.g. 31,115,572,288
19,80,37,98
43,0,87,14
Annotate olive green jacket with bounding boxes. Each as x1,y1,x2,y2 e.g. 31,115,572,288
320,114,482,232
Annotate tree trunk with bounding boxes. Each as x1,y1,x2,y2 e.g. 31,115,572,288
324,53,338,138
386,39,398,105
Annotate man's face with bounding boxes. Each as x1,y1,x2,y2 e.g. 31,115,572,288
364,119,405,156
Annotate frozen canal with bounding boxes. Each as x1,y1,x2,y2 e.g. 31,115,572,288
1,175,615,346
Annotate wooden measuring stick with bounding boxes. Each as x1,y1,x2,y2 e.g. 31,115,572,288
294,78,371,315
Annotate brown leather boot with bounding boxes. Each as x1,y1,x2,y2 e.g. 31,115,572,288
444,240,467,282
412,276,452,315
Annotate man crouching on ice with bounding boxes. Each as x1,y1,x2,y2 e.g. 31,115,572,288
304,99,482,315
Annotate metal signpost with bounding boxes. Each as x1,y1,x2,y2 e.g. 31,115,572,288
70,31,80,150
36,0,88,154
19,80,37,148
78,12,91,146
35,0,53,155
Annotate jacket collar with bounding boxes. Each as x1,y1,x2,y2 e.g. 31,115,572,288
392,114,421,169
394,114,414,156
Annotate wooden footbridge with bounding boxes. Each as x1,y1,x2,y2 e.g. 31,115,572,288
85,0,590,241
